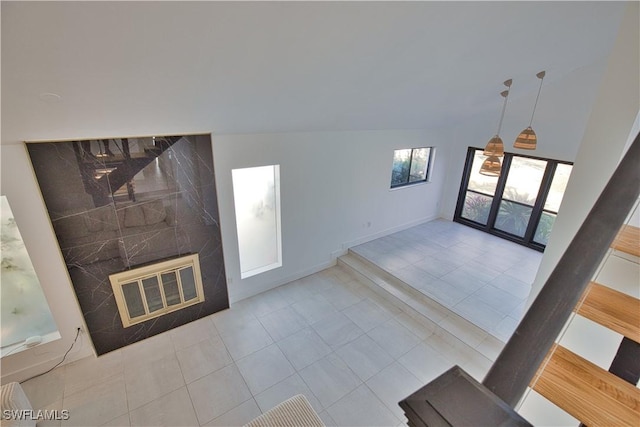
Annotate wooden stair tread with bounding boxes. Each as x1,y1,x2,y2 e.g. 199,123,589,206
576,282,640,343
612,224,640,257
532,345,640,427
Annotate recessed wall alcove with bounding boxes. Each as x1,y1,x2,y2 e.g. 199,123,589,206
26,134,228,355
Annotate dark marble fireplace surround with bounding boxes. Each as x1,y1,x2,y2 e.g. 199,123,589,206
27,134,229,355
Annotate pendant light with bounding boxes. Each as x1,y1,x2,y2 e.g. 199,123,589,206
514,71,546,150
479,155,502,177
483,79,513,157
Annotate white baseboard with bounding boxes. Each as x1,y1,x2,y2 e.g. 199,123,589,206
229,258,337,303
330,248,348,260
230,214,442,304
340,214,441,251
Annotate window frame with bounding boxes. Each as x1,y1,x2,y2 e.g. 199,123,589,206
454,147,572,251
390,146,435,189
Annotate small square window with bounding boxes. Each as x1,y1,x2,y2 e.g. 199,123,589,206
390,147,433,188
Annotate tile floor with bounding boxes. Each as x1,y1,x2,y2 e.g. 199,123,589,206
19,219,541,427
351,219,543,341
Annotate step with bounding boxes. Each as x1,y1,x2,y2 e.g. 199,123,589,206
576,281,640,343
612,224,640,257
338,251,501,361
532,344,640,427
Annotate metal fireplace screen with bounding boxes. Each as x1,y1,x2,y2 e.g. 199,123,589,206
109,254,204,327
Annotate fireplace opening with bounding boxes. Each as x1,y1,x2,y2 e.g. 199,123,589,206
109,254,204,327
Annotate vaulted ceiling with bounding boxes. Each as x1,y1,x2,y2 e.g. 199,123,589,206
1,1,628,141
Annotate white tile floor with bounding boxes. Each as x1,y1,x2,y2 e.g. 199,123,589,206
351,219,543,341
19,219,540,427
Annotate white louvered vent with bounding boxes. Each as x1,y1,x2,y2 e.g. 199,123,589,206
109,254,204,327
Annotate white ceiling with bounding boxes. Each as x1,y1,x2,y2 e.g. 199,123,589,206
1,1,628,141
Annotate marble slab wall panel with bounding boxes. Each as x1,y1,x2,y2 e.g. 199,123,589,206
26,135,229,355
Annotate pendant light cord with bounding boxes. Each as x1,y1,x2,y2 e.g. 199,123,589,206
496,89,510,135
529,71,546,127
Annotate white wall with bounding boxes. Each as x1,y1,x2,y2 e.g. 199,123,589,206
213,129,449,302
438,58,609,220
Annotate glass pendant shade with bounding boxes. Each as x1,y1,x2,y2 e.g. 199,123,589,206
514,126,537,150
483,135,504,157
479,155,502,176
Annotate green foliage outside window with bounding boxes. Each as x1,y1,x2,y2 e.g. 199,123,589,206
496,201,532,237
534,212,556,245
462,193,492,224
391,149,412,186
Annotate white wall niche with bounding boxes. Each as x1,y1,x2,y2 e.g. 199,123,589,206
232,165,283,279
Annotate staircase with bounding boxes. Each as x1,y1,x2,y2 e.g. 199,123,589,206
612,223,640,258
528,223,640,426
576,281,639,342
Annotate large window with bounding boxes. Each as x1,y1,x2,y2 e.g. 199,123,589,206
390,147,434,188
455,147,572,250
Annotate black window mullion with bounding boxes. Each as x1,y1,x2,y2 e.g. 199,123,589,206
524,162,557,243
425,148,433,181
406,149,416,184
486,153,512,231
454,147,478,219
467,189,496,198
